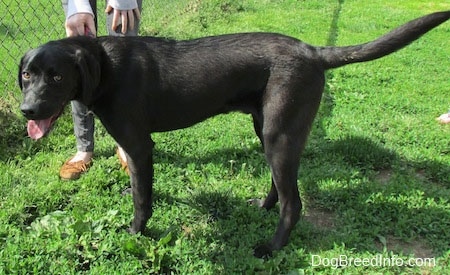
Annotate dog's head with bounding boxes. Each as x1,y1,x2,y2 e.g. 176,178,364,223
18,39,100,140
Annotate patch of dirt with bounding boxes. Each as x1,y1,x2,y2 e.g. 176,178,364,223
304,207,336,229
375,169,392,185
375,235,434,259
415,169,428,182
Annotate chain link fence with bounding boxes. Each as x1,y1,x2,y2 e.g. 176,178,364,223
0,1,67,98
1,0,253,99
0,0,202,99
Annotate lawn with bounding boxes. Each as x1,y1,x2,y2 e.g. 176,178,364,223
1,0,449,273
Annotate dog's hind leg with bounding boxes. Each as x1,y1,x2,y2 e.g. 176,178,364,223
248,113,279,209
254,74,323,258
254,124,303,257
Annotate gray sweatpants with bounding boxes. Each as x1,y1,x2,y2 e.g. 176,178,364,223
71,0,142,152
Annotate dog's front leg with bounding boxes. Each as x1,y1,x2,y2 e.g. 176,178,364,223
125,139,155,234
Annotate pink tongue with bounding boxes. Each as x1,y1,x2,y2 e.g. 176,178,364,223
27,119,52,140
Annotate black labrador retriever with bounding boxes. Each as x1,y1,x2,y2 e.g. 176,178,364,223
19,11,449,257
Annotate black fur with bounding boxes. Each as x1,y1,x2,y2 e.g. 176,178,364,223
19,11,449,257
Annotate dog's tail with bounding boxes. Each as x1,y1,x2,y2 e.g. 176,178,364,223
318,11,450,69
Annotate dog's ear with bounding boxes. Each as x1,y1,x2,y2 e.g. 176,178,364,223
74,48,101,106
18,55,25,90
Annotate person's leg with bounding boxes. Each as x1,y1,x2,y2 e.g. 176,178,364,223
71,101,95,154
106,0,142,170
60,101,94,180
59,1,98,180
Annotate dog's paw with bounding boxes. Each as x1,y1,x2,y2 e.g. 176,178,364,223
253,243,273,259
247,198,264,207
127,227,139,234
121,187,132,196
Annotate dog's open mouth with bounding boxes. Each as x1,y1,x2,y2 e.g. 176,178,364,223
27,108,64,140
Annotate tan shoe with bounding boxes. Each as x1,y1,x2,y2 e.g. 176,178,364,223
116,148,129,175
59,158,92,180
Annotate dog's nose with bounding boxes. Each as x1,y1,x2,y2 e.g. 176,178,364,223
20,103,38,117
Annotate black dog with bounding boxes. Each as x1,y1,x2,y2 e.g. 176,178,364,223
19,11,449,257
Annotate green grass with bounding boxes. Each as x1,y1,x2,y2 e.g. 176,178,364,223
1,0,450,273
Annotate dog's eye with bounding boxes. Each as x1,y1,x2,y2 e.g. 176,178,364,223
53,75,63,82
22,72,31,80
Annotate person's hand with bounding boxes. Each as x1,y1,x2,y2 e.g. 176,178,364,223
65,13,96,37
105,4,141,34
